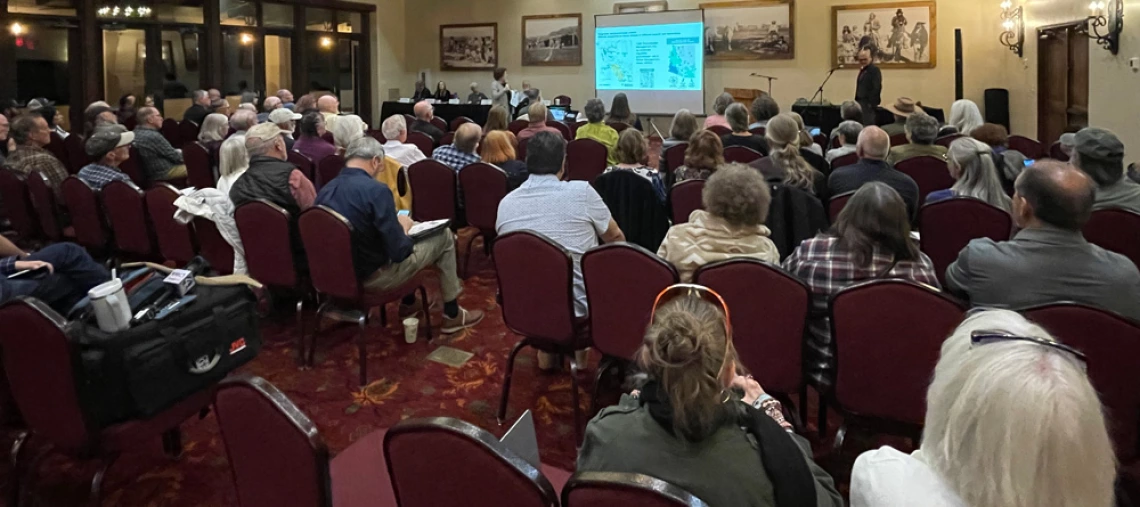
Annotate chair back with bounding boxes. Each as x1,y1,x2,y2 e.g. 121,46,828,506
25,171,64,241
407,159,458,223
429,117,447,132
366,129,387,144
494,231,577,344
706,125,730,137
663,143,687,174
449,116,473,132
508,119,530,136
517,138,529,161
594,170,671,252
45,132,69,168
830,153,858,171
402,114,416,127
563,472,708,507
61,177,109,252
830,280,964,425
1022,303,1140,463
1008,135,1043,159
811,133,827,150
161,118,182,147
146,183,198,265
830,136,842,149
214,375,332,507
553,95,571,106
694,259,810,395
749,126,766,137
288,151,315,181
828,190,855,222
934,133,963,148
1048,141,1069,161
723,146,762,164
184,142,214,189
178,120,200,147
194,217,235,275
235,199,298,289
919,198,1012,285
63,133,89,174
889,133,909,147
606,122,630,133
582,243,678,360
120,146,145,185
406,131,435,157
440,132,455,147
0,168,38,239
315,154,345,191
668,180,704,224
895,156,953,207
102,179,155,257
546,121,571,140
384,417,559,507
566,138,608,183
299,206,361,302
459,163,508,231
1083,208,1140,268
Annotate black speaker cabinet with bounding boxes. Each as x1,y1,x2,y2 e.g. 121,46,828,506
955,29,964,100
985,88,1011,132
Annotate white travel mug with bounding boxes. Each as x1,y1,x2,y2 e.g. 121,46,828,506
403,317,419,344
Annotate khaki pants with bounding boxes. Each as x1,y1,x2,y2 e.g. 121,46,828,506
363,229,461,302
161,165,188,179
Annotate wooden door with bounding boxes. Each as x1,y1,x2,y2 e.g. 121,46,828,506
1037,24,1089,147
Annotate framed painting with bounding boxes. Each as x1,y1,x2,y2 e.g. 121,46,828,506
440,23,498,70
832,1,936,69
700,0,794,60
522,14,582,66
613,1,668,14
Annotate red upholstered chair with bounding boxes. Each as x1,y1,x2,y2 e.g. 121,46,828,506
44,132,68,168
384,417,565,507
1022,303,1140,464
458,162,507,276
402,114,416,127
889,133,909,147
563,472,709,507
0,298,210,507
367,129,388,144
494,231,592,440
0,168,39,240
553,95,572,106
449,116,473,132
193,217,235,275
440,132,455,147
509,119,530,136
830,136,842,149
214,375,397,507
315,154,345,191
63,133,89,174
723,146,762,164
408,159,458,223
288,151,315,182
895,156,953,208
102,180,157,260
749,126,766,137
320,131,335,144
298,206,430,384
1008,135,1043,159
61,177,110,255
934,133,963,148
517,137,529,161
828,280,965,446
1048,141,1069,161
184,142,214,189
812,133,828,150
547,121,571,140
668,179,704,224
706,125,730,137
606,121,630,134
1083,208,1140,268
120,146,145,185
566,138,608,183
566,121,581,139
828,191,855,222
406,131,435,157
830,152,858,171
161,118,182,147
430,117,447,133
582,243,678,412
178,120,200,147
919,198,1013,285
662,143,687,175
234,199,307,361
145,183,198,265
25,170,72,242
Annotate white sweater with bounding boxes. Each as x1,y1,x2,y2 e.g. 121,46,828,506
850,447,965,507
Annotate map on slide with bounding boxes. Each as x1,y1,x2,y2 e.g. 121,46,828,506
668,44,698,88
596,22,703,91
598,40,635,88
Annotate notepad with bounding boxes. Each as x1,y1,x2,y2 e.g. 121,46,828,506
409,219,450,239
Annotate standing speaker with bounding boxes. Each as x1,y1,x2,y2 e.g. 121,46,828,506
955,29,964,100
985,89,1011,131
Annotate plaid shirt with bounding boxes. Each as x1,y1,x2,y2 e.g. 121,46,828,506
7,145,68,198
433,145,481,206
782,235,940,385
77,163,131,190
132,126,183,181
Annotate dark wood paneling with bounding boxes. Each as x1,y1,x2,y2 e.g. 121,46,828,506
203,0,223,89
358,11,372,126
0,0,16,101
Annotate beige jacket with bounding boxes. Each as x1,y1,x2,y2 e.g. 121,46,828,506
658,210,781,282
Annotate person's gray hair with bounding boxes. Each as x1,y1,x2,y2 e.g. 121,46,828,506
836,120,863,145
136,106,161,125
526,131,566,175
840,100,862,122
230,109,257,131
750,95,780,122
331,114,366,149
10,115,41,145
712,92,734,115
725,103,750,133
856,126,890,160
949,99,984,136
921,309,1116,507
584,98,606,123
381,115,406,140
947,137,1011,211
245,134,277,157
191,90,208,102
454,123,481,153
670,109,699,141
219,135,249,177
470,82,479,90
703,163,771,226
345,136,386,162
198,113,230,142
905,112,939,144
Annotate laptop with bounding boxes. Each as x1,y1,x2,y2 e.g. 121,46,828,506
549,105,571,122
499,410,541,469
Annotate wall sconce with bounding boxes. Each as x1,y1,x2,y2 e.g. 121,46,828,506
319,36,333,49
240,33,254,45
999,0,1024,57
1084,0,1123,54
10,22,25,36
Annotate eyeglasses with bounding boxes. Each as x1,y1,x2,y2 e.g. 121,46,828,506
970,330,1087,365
650,283,735,378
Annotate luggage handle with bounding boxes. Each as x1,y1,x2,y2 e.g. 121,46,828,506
188,353,222,374
159,307,232,376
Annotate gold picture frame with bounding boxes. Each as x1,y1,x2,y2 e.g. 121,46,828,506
832,1,936,69
700,0,795,61
440,23,498,71
613,1,669,14
522,13,583,67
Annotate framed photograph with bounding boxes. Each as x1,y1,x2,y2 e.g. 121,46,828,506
440,23,498,70
832,1,936,69
522,14,582,66
182,32,199,72
161,41,176,75
613,1,669,14
700,0,794,60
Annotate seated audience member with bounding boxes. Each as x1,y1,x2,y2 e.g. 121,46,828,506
380,115,427,168
208,89,222,102
513,88,542,120
0,113,9,164
216,135,248,196
183,90,212,126
331,114,367,156
945,99,983,137
294,111,336,162
1058,132,1077,159
83,105,119,139
662,109,699,156
433,123,482,171
674,130,724,182
258,96,282,123
409,101,444,144
578,288,843,507
606,92,642,131
229,109,257,138
210,98,232,118
293,93,317,114
481,130,528,189
1070,127,1140,213
133,107,186,181
789,112,824,157
851,309,1115,507
946,160,1140,320
886,112,947,165
483,105,512,136
268,108,300,152
77,124,134,190
467,82,488,104
198,113,230,154
829,101,863,143
748,95,780,131
433,81,453,102
703,92,734,129
412,81,431,103
720,103,769,155
317,94,341,131
604,129,666,202
0,242,110,312
517,102,561,142
829,126,920,219
277,89,295,110
925,137,1012,210
27,99,66,139
237,103,257,114
970,123,1027,187
229,122,315,213
658,165,779,281
7,114,69,196
574,98,620,165
314,137,483,333
752,114,827,198
881,97,916,137
784,183,939,386
826,120,862,163
1130,161,1140,184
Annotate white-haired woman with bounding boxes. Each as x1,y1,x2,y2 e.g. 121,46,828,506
198,113,230,151
851,309,1116,507
944,99,983,137
330,114,366,156
216,135,249,196
925,137,1012,211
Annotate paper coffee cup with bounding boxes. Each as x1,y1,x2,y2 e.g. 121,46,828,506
403,317,419,344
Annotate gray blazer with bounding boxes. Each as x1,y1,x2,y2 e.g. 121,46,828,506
946,225,1140,320
490,81,511,110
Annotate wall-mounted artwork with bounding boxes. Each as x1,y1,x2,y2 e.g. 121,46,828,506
832,1,936,69
613,1,669,14
440,23,498,70
522,14,582,66
181,32,199,72
700,0,794,60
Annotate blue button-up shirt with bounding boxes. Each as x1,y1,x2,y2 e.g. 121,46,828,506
314,167,414,278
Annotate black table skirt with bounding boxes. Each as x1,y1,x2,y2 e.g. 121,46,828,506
793,104,945,136
380,102,491,127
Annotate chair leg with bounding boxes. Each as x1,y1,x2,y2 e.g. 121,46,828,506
817,393,829,439
162,428,183,460
497,340,528,425
379,304,388,327
418,286,432,340
462,232,480,279
89,454,118,507
356,315,368,387
589,356,615,416
798,387,809,434
8,431,28,507
307,303,326,367
295,297,306,366
569,355,583,446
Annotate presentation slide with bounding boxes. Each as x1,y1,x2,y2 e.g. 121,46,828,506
595,10,706,115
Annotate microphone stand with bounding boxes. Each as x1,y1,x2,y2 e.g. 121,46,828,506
806,68,837,130
749,73,777,95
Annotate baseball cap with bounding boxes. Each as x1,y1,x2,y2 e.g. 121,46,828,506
268,108,302,124
86,124,134,158
246,122,284,141
26,97,54,111
1074,127,1124,162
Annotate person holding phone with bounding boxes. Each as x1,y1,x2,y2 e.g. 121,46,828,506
0,240,110,312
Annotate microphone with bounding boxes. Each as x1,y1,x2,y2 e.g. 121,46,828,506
750,73,779,80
